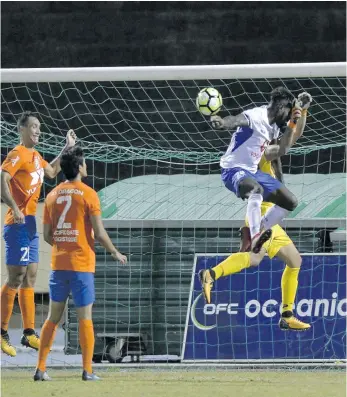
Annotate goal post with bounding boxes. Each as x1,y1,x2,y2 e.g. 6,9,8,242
1,62,346,367
2,62,346,82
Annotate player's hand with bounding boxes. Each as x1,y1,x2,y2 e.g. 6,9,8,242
66,129,77,148
297,92,312,110
111,250,128,265
13,208,25,224
290,100,302,124
211,115,225,129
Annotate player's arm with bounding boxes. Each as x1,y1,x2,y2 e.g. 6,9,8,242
267,139,284,183
44,129,77,179
43,201,53,245
0,171,24,223
265,93,312,161
90,214,127,265
271,158,284,183
264,100,302,161
43,223,53,246
210,113,249,130
288,92,312,147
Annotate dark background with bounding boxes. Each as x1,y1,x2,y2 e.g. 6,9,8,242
1,1,346,194
1,1,346,67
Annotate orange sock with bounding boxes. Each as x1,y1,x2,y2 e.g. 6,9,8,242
18,288,35,330
37,320,57,372
79,319,95,374
1,285,17,331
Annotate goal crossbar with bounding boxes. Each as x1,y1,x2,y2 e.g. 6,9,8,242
2,62,346,83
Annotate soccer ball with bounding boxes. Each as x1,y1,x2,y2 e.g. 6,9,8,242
196,87,222,116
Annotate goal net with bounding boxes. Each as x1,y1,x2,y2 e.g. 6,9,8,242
1,63,346,367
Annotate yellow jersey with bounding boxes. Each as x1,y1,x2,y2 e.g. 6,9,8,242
258,156,275,214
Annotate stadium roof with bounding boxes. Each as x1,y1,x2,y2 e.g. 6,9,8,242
98,173,346,221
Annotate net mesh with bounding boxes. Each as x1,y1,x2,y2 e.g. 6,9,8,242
1,77,346,164
0,73,346,367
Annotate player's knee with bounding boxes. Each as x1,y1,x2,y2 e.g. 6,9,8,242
7,270,26,289
283,193,298,211
249,253,261,267
288,254,302,269
239,180,264,200
47,314,61,325
21,273,37,288
21,277,35,289
289,195,298,211
243,185,264,199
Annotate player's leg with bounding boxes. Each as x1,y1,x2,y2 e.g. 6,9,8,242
276,243,310,331
239,225,252,252
261,181,298,231
199,248,266,304
18,220,40,348
222,168,272,253
34,270,70,381
71,271,99,381
1,264,26,356
34,300,66,381
19,259,40,350
1,221,37,355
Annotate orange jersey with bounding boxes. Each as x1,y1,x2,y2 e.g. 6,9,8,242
43,180,101,273
1,145,48,224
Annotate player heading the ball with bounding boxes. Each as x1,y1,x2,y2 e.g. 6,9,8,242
33,146,127,382
200,89,313,331
212,87,308,252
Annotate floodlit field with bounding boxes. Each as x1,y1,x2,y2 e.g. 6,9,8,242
1,369,346,397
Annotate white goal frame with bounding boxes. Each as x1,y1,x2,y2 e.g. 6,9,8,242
2,62,346,83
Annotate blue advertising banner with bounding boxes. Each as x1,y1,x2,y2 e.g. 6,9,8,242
182,254,346,361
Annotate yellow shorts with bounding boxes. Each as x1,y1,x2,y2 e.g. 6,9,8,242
263,224,293,259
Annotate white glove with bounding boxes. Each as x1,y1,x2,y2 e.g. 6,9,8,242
297,92,312,110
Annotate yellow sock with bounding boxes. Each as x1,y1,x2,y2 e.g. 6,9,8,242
212,253,251,280
281,265,299,313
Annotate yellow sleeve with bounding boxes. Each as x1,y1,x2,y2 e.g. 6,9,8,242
258,156,276,178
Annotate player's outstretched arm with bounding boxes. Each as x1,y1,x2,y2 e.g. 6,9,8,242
290,92,312,146
44,129,77,179
90,214,127,265
211,113,248,130
0,171,24,223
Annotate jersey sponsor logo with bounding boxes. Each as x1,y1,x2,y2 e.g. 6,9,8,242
250,151,261,159
191,292,347,331
29,168,44,186
26,168,44,194
10,156,20,167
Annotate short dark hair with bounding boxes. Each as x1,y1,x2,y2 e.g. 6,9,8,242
270,86,294,105
17,111,38,131
60,146,84,181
